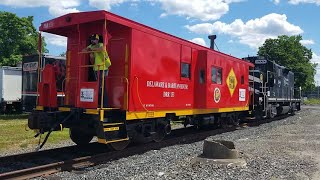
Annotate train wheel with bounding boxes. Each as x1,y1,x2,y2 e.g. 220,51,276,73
230,114,239,127
290,107,296,115
108,140,130,151
153,120,171,142
69,128,93,146
267,105,277,119
220,118,228,129
268,109,275,119
153,128,166,142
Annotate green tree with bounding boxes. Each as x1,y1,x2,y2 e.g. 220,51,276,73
0,11,47,66
258,35,317,90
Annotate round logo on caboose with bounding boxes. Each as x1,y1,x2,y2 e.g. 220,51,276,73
214,88,221,103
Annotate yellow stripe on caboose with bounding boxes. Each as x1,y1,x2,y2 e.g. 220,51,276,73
35,106,44,111
126,106,249,120
58,107,71,112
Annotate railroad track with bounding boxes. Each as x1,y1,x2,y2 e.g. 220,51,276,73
0,114,292,180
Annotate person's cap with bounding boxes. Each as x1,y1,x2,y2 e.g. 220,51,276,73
90,34,99,40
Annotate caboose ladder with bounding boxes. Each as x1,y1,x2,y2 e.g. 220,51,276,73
99,108,129,143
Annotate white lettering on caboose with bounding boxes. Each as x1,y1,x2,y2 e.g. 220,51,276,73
146,80,188,90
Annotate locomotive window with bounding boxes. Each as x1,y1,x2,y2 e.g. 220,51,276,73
241,75,244,84
211,66,222,84
200,69,205,84
181,63,190,79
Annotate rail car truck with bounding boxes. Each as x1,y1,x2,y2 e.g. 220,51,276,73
28,10,254,150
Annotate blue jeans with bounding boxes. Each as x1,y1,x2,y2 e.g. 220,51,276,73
94,70,108,107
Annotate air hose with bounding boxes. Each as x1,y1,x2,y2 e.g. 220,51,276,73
36,111,75,151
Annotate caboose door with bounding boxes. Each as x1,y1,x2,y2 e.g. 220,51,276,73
107,39,129,109
194,50,207,109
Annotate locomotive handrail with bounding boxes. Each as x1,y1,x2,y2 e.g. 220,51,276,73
264,71,272,117
252,68,255,111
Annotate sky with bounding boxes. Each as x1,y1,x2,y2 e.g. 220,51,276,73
0,0,319,83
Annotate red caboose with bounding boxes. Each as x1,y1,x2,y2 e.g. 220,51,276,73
28,11,254,150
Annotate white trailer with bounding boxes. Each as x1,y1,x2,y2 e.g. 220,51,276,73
0,66,22,113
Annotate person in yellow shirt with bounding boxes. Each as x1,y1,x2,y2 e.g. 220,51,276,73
82,34,111,107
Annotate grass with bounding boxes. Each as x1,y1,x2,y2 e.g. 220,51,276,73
0,115,70,152
0,113,29,120
304,98,320,105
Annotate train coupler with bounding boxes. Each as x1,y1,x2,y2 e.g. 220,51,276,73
28,110,70,132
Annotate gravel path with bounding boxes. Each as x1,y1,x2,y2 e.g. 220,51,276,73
40,107,320,180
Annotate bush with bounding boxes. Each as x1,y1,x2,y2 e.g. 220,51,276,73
304,98,320,105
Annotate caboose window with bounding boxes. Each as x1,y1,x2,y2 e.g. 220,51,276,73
211,66,222,84
181,63,190,79
212,67,217,83
217,68,222,84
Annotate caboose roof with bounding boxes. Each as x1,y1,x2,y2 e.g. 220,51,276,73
40,10,253,66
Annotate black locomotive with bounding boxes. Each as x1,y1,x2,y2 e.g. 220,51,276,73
244,56,301,119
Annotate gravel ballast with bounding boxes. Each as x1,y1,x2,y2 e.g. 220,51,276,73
2,108,319,179
41,106,320,180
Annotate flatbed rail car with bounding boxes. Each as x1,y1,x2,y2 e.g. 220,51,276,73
28,10,253,150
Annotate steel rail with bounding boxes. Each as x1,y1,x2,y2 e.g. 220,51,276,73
0,127,233,180
0,113,295,180
0,155,104,180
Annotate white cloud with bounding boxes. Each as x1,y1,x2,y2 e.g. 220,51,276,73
300,39,315,45
186,13,303,48
272,0,320,5
0,0,49,7
150,0,244,21
289,0,320,5
0,0,80,17
189,38,207,47
311,52,320,84
89,0,128,10
272,0,280,4
311,52,320,64
42,32,67,47
0,0,245,20
48,5,79,17
185,23,214,34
